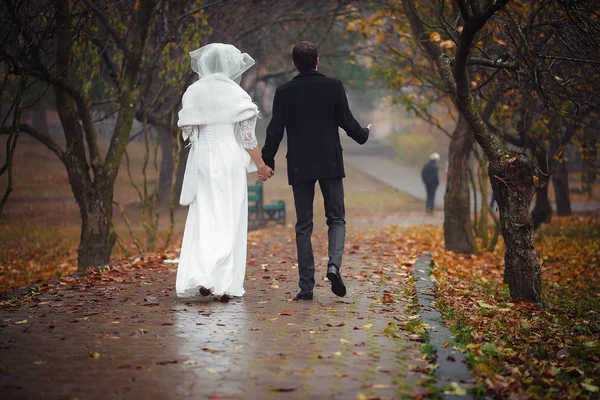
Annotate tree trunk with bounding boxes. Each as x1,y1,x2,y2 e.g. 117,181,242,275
582,123,598,198
550,134,571,216
476,161,489,248
490,157,541,302
552,161,571,216
531,149,552,229
532,184,552,229
444,114,477,254
78,188,116,269
436,0,539,301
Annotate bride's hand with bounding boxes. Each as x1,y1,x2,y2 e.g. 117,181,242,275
258,164,274,181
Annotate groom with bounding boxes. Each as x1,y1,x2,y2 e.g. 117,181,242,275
262,41,371,300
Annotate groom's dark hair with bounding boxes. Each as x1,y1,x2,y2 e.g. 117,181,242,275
292,42,318,72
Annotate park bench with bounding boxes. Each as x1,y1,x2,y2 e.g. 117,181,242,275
248,181,286,230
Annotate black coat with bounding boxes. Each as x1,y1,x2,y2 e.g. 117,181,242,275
421,160,439,187
261,70,369,185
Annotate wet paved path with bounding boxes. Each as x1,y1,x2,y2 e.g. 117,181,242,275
0,227,428,399
342,137,445,210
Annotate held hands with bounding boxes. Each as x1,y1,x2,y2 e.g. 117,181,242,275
258,164,274,182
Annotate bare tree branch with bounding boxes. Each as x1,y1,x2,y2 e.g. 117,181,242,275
0,123,65,160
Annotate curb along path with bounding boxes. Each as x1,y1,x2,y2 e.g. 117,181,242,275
414,254,475,399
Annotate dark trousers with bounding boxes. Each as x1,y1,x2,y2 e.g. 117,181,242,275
292,178,345,293
425,183,438,213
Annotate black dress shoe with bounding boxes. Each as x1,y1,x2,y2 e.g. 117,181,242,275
294,291,314,301
326,264,346,297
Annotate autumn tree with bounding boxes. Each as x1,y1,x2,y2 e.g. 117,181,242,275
425,0,599,301
0,0,156,270
347,1,506,254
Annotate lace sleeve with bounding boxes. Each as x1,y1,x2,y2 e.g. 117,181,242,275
181,125,195,142
238,116,258,149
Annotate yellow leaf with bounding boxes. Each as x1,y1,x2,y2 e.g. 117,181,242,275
370,384,390,389
443,382,466,396
430,32,441,42
89,351,100,358
183,360,197,365
581,382,599,392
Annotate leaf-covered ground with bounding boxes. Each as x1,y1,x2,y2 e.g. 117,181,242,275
0,226,437,399
415,212,599,399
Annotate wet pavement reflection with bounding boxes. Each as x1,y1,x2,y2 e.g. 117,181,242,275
1,227,427,399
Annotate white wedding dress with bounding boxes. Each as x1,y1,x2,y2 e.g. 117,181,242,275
175,117,258,298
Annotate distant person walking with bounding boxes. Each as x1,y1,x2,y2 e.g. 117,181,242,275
421,153,440,214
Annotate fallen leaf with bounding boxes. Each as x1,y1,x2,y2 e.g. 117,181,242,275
272,387,297,392
89,351,100,358
367,383,390,389
581,382,599,393
408,334,423,342
443,382,466,396
143,296,159,304
202,348,223,354
476,300,495,309
381,293,395,304
156,360,178,365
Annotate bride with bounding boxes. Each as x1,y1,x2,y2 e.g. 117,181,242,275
175,43,274,301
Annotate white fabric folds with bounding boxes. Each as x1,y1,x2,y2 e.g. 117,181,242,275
189,43,255,82
178,73,258,127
